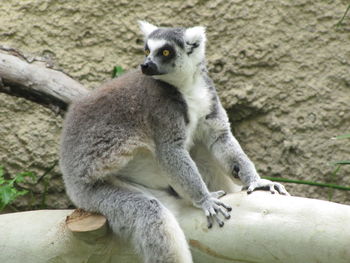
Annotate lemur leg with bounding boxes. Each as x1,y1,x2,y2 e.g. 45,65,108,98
65,180,193,263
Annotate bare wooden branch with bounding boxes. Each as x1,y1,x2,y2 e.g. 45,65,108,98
0,49,89,114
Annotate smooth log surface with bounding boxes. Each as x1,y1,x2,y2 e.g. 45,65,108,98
0,192,349,263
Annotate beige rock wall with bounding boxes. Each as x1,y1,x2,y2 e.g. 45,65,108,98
0,0,349,209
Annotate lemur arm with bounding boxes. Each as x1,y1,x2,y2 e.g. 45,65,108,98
151,99,232,227
204,103,289,195
155,136,232,227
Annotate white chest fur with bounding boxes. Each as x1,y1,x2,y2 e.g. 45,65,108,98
181,77,212,149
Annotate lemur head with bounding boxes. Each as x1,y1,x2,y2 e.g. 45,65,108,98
138,21,206,86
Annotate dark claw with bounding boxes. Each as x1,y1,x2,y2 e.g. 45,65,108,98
233,165,240,178
214,215,224,227
207,216,213,229
219,202,232,212
217,207,231,219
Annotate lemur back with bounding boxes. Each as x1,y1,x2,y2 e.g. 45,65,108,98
61,70,188,184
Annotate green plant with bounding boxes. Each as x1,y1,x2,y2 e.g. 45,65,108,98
336,4,350,27
262,133,350,196
262,176,350,191
0,166,36,211
331,133,350,172
327,134,350,200
112,65,124,78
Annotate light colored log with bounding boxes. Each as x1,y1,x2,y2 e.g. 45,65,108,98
182,192,350,263
0,192,349,263
0,51,88,105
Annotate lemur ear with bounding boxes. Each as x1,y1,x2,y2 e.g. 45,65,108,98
184,26,206,47
138,20,158,37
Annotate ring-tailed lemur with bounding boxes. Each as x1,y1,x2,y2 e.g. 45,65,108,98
60,21,289,263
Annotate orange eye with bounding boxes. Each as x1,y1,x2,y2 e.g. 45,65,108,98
145,49,150,56
162,49,170,56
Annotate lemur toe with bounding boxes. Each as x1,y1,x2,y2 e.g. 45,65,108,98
214,215,224,227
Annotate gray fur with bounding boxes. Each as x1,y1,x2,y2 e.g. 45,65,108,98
60,22,288,263
149,27,185,49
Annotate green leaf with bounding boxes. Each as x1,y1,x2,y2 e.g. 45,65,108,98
331,164,341,177
334,134,350,140
16,171,36,183
333,160,350,165
0,185,15,206
112,66,124,78
0,167,36,211
262,176,350,191
0,166,5,185
336,4,350,27
0,185,28,211
16,189,29,197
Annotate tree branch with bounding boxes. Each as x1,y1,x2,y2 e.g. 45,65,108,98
0,48,88,115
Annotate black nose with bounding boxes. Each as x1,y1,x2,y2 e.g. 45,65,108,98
140,63,149,71
140,61,159,76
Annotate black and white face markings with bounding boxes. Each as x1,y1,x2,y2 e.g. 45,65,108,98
141,39,179,76
142,28,187,72
185,42,199,55
145,42,176,64
149,28,185,50
141,25,204,79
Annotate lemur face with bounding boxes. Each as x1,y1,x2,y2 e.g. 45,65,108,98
141,35,180,76
139,21,206,86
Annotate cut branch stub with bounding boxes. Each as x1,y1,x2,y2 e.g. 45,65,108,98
66,209,107,232
66,209,108,241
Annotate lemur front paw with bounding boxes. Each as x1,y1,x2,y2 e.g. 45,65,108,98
199,191,232,229
244,179,290,196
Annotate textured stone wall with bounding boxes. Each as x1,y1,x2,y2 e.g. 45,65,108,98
0,0,349,210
